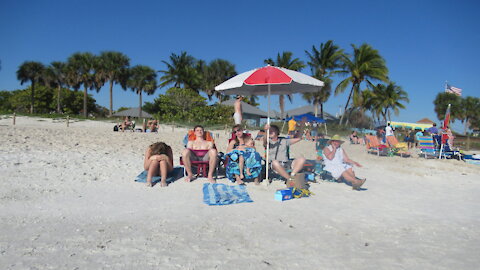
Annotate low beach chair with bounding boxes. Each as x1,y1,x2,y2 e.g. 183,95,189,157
180,129,218,178
386,136,411,157
365,135,388,156
417,135,438,158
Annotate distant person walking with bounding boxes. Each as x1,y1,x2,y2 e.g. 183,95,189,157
233,95,243,125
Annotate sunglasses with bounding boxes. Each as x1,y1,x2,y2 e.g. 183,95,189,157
234,129,243,132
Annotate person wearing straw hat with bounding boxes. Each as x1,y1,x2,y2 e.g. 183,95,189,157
323,135,366,190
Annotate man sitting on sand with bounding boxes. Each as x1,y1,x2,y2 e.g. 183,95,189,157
263,124,306,182
181,125,217,183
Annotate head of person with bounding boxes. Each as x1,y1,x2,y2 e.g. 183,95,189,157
433,123,437,127
149,142,170,155
328,134,345,148
244,135,254,147
193,125,204,138
236,95,243,100
269,125,280,138
352,131,357,135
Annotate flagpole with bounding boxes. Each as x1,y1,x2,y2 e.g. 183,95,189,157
265,84,271,185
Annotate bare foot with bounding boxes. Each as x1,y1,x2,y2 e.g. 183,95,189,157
185,175,194,182
146,181,153,187
236,178,245,185
254,178,260,185
208,178,216,184
160,181,168,187
239,173,245,180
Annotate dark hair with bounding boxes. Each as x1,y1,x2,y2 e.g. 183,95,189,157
269,125,280,135
232,124,242,132
433,123,437,126
149,142,171,156
193,125,204,131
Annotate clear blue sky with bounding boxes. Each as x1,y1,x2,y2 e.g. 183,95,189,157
1,0,478,131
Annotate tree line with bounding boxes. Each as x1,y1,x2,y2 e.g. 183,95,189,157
5,41,411,125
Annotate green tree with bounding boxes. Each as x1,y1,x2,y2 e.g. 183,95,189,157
264,51,306,118
459,96,480,135
372,82,409,122
159,52,200,91
43,61,67,113
304,40,345,118
16,61,45,113
0,91,15,112
127,65,157,118
97,51,130,117
202,59,237,100
335,43,389,125
433,92,462,123
67,52,98,117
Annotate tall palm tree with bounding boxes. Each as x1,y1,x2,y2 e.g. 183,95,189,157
43,61,67,113
127,65,157,118
67,52,97,117
335,43,389,125
16,61,45,114
97,51,130,117
460,96,480,135
264,51,305,118
159,52,199,91
374,82,409,122
304,40,344,118
202,59,237,100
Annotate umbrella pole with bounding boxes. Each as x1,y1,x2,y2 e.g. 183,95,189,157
265,84,271,185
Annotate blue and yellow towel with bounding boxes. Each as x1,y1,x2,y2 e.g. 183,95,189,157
203,183,253,205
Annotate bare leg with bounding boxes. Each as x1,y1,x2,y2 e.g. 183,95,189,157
181,148,194,182
341,168,365,190
235,174,245,185
239,155,245,179
290,157,306,175
159,159,168,187
207,149,217,183
271,160,291,180
146,160,159,187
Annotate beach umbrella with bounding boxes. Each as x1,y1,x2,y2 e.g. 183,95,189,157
443,104,451,129
215,65,324,183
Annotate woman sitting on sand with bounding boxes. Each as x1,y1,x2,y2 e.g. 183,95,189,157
227,124,248,152
143,142,173,187
323,135,366,190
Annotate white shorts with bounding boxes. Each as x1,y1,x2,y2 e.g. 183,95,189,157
233,112,241,125
324,163,353,179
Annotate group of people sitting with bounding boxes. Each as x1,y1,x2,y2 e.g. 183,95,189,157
116,116,158,132
142,124,367,191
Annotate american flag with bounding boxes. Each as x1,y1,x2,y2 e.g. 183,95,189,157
445,84,462,96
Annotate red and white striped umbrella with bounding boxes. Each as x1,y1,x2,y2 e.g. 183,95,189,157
215,65,324,183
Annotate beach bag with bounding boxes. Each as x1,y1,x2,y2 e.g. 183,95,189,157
286,173,308,189
113,125,119,132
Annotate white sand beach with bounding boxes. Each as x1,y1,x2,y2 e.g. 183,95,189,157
1,116,479,269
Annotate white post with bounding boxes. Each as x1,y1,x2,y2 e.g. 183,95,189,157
264,84,271,185
13,112,16,125
66,115,69,127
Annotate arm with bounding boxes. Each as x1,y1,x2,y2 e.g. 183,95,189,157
323,145,336,161
342,149,362,167
143,148,152,170
288,137,302,145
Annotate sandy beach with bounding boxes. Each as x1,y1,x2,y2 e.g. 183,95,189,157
1,116,479,269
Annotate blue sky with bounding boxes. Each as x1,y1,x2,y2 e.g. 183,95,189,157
1,0,478,131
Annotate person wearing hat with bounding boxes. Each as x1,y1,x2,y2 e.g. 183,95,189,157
323,135,366,190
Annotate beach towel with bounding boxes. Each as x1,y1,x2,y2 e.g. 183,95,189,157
202,183,253,205
134,167,183,185
225,148,262,182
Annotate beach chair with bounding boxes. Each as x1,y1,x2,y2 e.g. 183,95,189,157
365,135,388,156
180,129,218,178
386,136,411,157
417,135,438,158
434,134,462,160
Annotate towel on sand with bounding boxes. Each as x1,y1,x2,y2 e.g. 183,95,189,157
135,167,183,185
203,183,253,205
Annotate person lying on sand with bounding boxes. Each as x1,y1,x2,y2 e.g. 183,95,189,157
181,125,217,183
143,142,174,187
323,135,366,190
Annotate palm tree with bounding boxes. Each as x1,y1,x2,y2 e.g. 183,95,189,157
202,59,237,100
127,65,157,118
67,52,97,117
264,51,305,118
43,62,67,113
159,52,199,91
371,82,409,122
459,96,480,135
335,43,389,125
304,40,344,118
16,61,45,114
97,51,130,117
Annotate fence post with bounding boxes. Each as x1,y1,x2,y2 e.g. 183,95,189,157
67,115,69,127
13,112,16,125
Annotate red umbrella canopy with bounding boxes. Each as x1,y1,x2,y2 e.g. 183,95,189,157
215,65,324,96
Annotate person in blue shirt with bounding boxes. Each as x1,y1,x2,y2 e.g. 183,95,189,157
426,123,439,135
